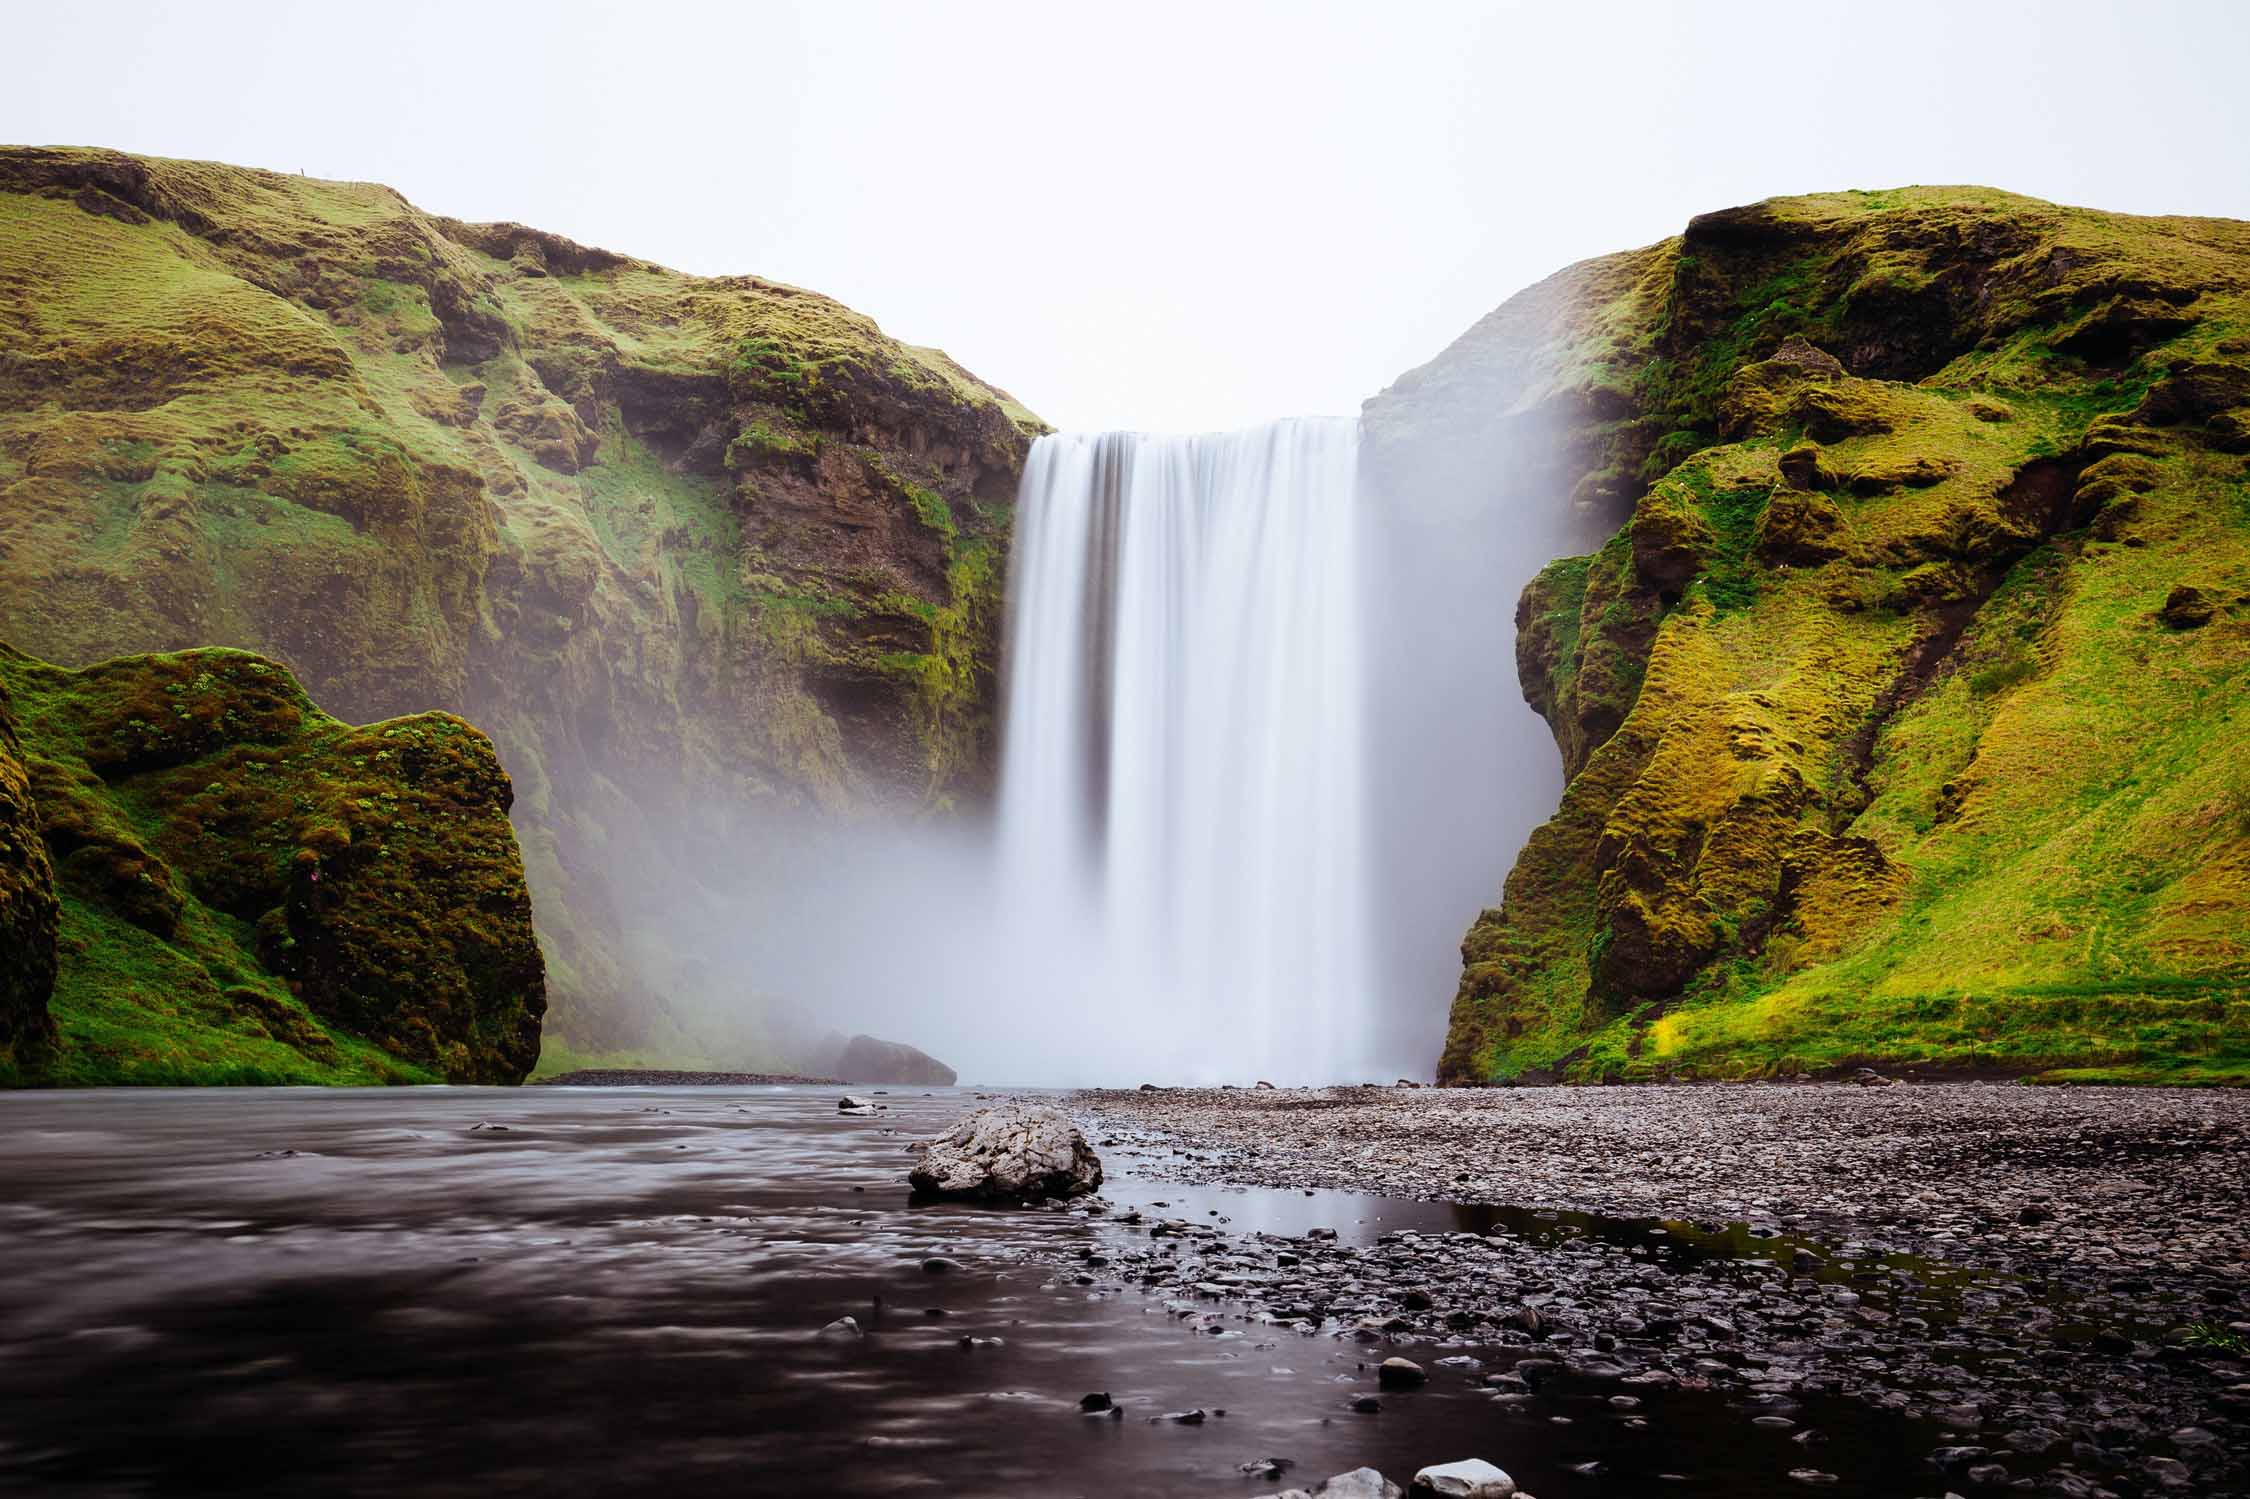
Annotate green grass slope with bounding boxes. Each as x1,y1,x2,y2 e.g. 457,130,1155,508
0,147,1043,1058
1378,188,2250,1086
0,643,544,1086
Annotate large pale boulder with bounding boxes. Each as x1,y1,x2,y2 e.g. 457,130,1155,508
1412,1459,1517,1498
907,1104,1102,1201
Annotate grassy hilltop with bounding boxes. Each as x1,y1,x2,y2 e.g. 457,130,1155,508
1369,187,2250,1086
0,147,1041,1062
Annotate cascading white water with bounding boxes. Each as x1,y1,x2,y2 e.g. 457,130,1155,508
993,417,1372,1084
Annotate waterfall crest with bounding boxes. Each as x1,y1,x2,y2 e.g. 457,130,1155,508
994,418,1371,1084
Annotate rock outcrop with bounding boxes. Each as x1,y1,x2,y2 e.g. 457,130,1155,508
907,1104,1103,1201
0,147,1042,1061
1372,188,2250,1086
0,642,545,1084
0,674,59,1073
832,1033,957,1085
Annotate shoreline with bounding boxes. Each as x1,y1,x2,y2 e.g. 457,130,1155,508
1057,1081,2249,1493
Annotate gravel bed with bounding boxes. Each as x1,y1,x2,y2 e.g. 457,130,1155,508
1051,1082,2250,1496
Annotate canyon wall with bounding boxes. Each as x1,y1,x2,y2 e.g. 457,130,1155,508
1376,188,2250,1085
0,148,1041,1063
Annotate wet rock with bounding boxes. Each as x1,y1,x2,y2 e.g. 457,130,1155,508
1929,1446,1990,1472
1241,1458,1295,1479
920,1256,959,1274
1350,1395,1382,1414
1152,1408,1205,1424
1077,1392,1111,1412
1377,1357,1427,1389
1412,1457,1517,1497
819,1316,861,1338
1785,1470,1837,1486
908,1105,1102,1202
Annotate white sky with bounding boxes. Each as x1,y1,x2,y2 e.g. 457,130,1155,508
13,0,2249,432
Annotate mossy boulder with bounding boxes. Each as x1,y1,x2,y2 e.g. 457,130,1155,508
0,147,1043,1062
0,642,545,1084
1374,186,2250,1087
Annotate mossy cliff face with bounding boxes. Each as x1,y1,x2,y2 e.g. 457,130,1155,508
0,148,1041,1055
0,643,544,1084
1374,188,2250,1086
0,674,61,1069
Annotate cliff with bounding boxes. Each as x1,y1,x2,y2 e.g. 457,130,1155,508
1374,188,2250,1086
0,643,543,1084
0,148,1042,1060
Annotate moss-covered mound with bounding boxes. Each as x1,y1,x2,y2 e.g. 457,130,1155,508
0,643,544,1085
0,147,1042,1057
0,674,61,1068
1371,187,2250,1086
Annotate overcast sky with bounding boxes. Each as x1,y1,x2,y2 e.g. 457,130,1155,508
14,1,2249,431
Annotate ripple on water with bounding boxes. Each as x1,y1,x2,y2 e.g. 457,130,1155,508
0,1086,1982,1498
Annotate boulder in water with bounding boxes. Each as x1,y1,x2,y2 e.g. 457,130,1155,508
908,1104,1102,1202
1411,1459,1517,1498
833,1034,958,1086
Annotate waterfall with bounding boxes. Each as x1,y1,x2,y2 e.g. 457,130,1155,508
993,417,1372,1084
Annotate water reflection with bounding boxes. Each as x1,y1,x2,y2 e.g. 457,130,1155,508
0,1087,1946,1497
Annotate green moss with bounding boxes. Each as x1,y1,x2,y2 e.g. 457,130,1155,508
0,643,545,1086
1429,186,2250,1085
0,146,1046,1062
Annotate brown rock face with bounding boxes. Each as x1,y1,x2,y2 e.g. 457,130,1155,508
0,147,1043,1057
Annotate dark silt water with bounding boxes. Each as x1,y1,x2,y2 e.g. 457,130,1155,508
0,1087,1950,1497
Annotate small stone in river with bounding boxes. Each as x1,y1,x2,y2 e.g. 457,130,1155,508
1351,1395,1382,1414
922,1256,959,1274
1378,1357,1427,1389
1242,1458,1294,1479
1411,1457,1517,1497
819,1316,862,1338
1787,1471,1838,1486
1079,1392,1112,1412
1152,1408,1206,1424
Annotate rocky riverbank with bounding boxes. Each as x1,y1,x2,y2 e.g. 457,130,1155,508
1055,1084,2250,1496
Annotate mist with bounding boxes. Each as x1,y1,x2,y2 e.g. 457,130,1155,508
586,394,1597,1088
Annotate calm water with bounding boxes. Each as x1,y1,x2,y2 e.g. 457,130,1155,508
0,1087,1944,1497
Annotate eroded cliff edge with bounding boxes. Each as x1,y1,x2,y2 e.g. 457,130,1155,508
1370,187,2250,1085
0,147,1042,1060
